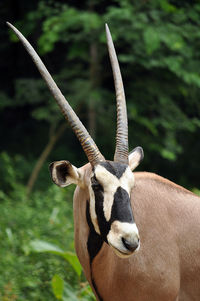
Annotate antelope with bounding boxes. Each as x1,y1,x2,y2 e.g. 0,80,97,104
7,22,200,301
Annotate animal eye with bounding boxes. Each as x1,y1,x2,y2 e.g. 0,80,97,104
91,176,102,191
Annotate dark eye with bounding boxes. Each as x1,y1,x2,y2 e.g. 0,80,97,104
91,176,102,192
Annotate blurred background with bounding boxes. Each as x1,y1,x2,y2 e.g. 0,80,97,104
1,0,200,300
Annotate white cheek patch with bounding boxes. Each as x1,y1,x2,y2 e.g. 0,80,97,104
88,184,100,234
94,165,135,222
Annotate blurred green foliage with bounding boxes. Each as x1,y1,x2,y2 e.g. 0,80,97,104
30,240,95,300
1,0,200,299
0,152,94,300
4,0,200,183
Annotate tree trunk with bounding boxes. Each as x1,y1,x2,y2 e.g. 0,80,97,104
26,122,67,197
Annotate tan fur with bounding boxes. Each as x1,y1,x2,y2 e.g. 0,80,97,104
74,169,200,301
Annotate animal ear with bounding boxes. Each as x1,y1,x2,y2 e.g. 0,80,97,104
49,160,84,187
128,147,144,171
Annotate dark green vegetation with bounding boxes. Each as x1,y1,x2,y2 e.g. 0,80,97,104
1,0,200,300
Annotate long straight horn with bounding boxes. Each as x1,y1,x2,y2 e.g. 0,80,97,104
105,24,129,164
7,22,105,166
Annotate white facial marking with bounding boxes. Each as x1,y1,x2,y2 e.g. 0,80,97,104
94,165,135,221
107,221,140,256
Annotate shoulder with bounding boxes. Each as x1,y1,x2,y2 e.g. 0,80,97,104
133,172,195,196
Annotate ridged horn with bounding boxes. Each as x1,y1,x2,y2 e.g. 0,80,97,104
105,24,129,164
7,22,105,166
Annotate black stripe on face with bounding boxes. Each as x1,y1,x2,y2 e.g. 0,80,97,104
94,187,111,242
86,201,103,264
86,202,104,301
110,186,134,224
99,161,127,179
92,180,134,241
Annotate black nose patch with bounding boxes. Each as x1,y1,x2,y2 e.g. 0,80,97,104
94,185,135,242
110,187,134,224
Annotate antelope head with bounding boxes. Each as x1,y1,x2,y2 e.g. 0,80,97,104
8,23,143,257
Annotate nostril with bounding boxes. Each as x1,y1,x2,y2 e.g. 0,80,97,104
122,237,139,252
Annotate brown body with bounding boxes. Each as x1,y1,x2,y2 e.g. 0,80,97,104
74,171,200,301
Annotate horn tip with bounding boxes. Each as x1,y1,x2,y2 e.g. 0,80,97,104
105,23,111,35
6,22,15,32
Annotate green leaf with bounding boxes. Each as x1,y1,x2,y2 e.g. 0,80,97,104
30,240,82,276
161,149,176,161
62,251,82,277
159,0,177,13
30,240,64,253
161,31,184,51
143,27,160,55
52,274,64,300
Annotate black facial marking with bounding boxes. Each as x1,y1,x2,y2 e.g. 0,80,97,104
86,202,103,263
94,186,111,242
86,202,104,301
92,162,135,240
91,176,103,192
87,165,135,301
99,161,127,179
110,187,134,224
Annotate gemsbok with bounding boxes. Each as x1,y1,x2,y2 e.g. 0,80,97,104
7,22,200,301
